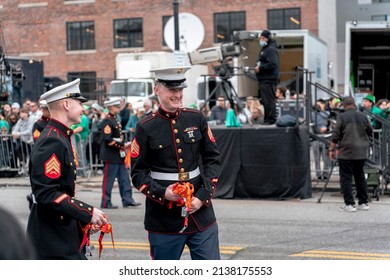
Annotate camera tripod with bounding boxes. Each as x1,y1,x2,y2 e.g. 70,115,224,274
200,60,252,125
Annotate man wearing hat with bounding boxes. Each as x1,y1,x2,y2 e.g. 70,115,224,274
27,78,108,259
255,29,279,125
329,97,373,212
361,94,386,129
131,66,221,260
99,96,141,209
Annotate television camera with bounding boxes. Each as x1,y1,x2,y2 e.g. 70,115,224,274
188,41,252,123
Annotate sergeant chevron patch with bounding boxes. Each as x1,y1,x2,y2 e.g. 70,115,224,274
44,153,61,179
130,137,140,158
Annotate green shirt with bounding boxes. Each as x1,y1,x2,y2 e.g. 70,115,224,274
71,114,89,142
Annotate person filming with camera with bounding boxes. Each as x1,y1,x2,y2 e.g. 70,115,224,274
255,30,279,125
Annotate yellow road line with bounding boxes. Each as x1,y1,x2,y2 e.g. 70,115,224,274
291,250,390,260
90,241,244,255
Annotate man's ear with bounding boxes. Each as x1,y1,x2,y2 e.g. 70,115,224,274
63,99,71,111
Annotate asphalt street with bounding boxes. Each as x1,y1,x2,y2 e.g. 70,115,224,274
1,175,390,260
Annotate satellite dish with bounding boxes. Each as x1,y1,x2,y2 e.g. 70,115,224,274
164,13,205,52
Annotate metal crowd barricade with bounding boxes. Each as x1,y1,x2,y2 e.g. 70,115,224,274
0,134,32,177
71,133,89,178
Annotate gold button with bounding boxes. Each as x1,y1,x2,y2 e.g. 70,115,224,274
206,200,209,204
88,207,92,211
74,170,77,174
152,195,155,198
191,139,195,142
159,198,162,201
70,162,73,166
147,191,150,194
178,149,182,153
179,158,183,163
71,199,74,203
174,129,178,133
212,186,215,189
180,168,185,172
159,145,163,148
176,139,180,144
80,203,83,206
210,193,213,196
172,120,176,125
60,215,64,220
166,113,170,117
152,113,156,117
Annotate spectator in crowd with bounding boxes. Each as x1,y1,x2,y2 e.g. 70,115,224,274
311,99,331,181
0,111,15,176
0,207,36,259
88,103,105,167
243,96,264,124
29,101,42,123
12,107,34,174
329,97,373,212
125,106,145,141
150,96,160,110
199,102,211,121
11,102,20,114
71,105,90,175
99,97,141,209
7,112,19,132
210,96,227,124
143,98,153,117
22,98,31,112
119,101,133,129
3,103,11,118
250,107,264,124
361,94,386,129
275,85,287,100
375,98,388,110
255,30,279,125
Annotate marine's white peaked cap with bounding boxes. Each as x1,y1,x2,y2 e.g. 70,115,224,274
104,96,122,107
40,78,87,104
150,66,191,89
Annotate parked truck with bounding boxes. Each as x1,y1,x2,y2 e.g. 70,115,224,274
109,51,207,108
196,29,330,109
344,21,390,102
234,29,330,100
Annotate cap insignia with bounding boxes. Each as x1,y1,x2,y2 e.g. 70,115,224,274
177,68,183,73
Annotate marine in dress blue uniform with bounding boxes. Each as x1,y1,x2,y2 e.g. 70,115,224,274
131,67,221,260
27,79,107,259
32,100,50,142
99,97,141,209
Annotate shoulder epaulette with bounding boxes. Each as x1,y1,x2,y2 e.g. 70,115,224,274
181,107,201,114
138,113,157,124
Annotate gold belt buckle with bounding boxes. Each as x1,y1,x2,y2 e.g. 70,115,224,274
178,172,189,181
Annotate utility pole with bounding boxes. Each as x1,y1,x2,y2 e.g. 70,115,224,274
173,0,180,51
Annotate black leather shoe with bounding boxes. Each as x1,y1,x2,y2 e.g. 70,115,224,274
102,205,119,209
123,202,141,207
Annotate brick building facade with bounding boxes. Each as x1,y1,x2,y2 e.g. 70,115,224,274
0,0,319,94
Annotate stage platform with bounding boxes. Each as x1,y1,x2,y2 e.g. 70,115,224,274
211,124,312,200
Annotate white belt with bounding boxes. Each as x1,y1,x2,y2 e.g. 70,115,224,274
150,167,200,181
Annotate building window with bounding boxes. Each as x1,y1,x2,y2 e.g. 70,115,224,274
162,15,172,47
67,72,96,96
66,21,95,51
267,8,301,30
214,11,246,43
114,18,143,48
372,14,388,20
